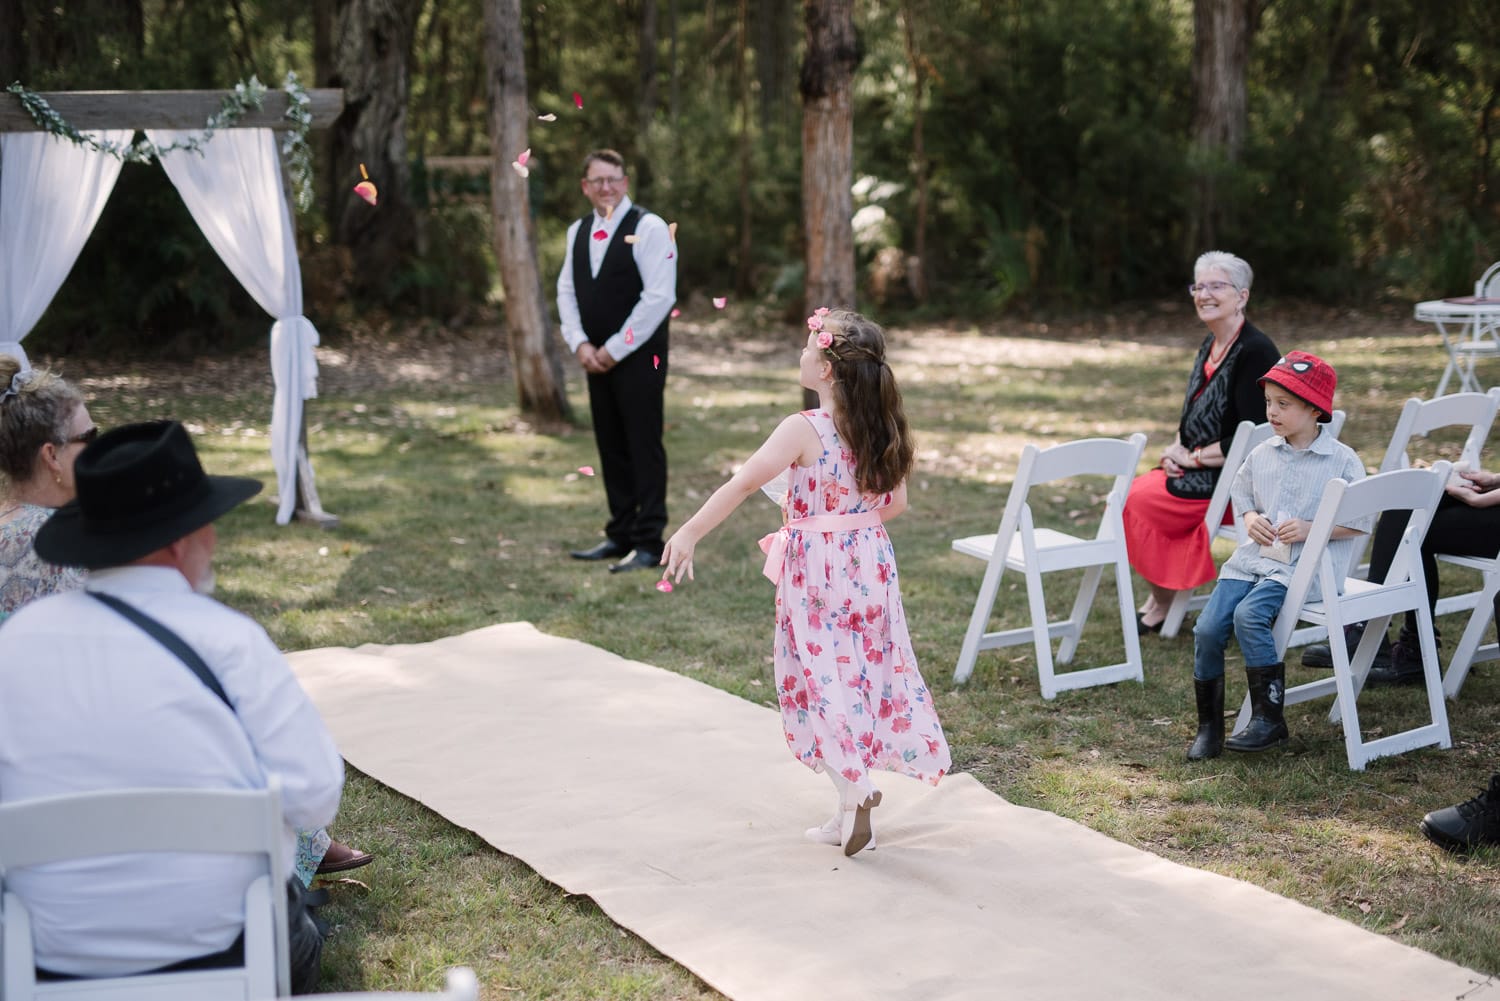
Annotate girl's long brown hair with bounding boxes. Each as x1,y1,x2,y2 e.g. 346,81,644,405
820,310,914,496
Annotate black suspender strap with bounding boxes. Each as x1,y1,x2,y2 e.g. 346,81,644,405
88,591,233,711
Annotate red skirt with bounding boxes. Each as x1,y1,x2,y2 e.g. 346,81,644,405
1121,469,1228,591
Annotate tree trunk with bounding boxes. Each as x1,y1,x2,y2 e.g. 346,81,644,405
900,0,929,302
735,0,754,296
638,0,659,144
0,0,27,84
800,0,858,407
326,0,423,303
482,0,572,421
1187,0,1255,255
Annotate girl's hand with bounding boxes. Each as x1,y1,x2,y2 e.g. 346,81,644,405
661,530,698,583
1276,517,1311,544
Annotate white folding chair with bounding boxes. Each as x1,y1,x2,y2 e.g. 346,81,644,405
0,778,289,1001
952,433,1147,697
1436,550,1500,699
1158,410,1347,639
1232,465,1452,771
1443,262,1500,394
303,968,479,1001
1375,389,1499,476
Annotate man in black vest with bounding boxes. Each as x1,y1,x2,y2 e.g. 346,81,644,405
557,149,678,572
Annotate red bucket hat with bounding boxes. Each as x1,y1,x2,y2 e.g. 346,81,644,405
1259,351,1337,422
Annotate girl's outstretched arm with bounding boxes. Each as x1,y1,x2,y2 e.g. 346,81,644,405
661,413,820,582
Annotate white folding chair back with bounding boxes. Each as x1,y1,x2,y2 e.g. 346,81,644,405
0,778,289,1001
1376,390,1500,474
952,433,1147,698
1159,410,1347,638
302,967,479,1001
1480,261,1500,300
1233,466,1453,771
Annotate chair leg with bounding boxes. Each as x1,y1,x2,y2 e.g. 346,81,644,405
1443,574,1500,700
1058,565,1104,664
1026,564,1059,699
954,554,1007,684
1159,587,1193,639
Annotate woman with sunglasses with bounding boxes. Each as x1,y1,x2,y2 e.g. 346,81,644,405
0,354,94,618
1122,252,1282,634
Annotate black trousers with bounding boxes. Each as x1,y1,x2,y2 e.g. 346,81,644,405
587,346,667,554
1366,493,1500,637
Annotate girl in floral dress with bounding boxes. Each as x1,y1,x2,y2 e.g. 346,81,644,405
662,309,950,856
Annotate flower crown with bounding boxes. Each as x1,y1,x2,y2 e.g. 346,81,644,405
806,307,833,349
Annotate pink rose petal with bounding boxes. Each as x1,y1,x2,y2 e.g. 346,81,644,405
578,466,595,476
624,327,635,345
511,162,529,178
353,180,378,206
516,147,531,166
593,229,608,241
653,354,660,369
666,251,674,259
573,91,584,109
670,308,681,318
713,297,727,309
655,579,674,593
538,113,557,122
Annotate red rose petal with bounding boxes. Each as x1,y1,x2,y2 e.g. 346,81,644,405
655,579,673,593
593,229,608,241
573,91,584,109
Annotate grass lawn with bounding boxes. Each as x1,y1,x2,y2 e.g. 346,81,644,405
57,300,1500,997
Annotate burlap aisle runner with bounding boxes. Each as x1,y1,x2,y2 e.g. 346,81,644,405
288,623,1487,1001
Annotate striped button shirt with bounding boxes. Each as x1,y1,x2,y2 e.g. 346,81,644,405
1221,424,1370,601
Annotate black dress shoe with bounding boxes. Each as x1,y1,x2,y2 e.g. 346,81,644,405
571,540,629,561
608,549,662,573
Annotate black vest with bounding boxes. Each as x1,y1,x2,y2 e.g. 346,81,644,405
570,205,670,352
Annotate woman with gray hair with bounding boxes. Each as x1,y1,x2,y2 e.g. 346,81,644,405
0,354,93,617
1123,252,1281,633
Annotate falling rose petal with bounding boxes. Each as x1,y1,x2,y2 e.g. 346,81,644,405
511,162,530,178
578,466,595,476
655,579,674,593
603,203,614,221
573,91,584,109
516,147,531,166
668,221,678,243
653,354,660,369
713,297,728,309
538,112,557,122
358,163,370,180
623,234,640,244
670,308,681,318
354,180,378,206
666,251,674,259
624,327,635,345
593,229,608,241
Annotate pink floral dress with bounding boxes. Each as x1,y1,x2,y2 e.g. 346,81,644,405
771,411,950,797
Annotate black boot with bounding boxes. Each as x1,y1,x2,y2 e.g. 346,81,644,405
1224,663,1288,753
1367,622,1436,688
1187,676,1225,761
1301,622,1391,670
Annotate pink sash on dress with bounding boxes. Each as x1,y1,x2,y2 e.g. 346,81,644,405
758,510,884,584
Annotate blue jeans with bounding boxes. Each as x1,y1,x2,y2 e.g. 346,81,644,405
1193,577,1287,681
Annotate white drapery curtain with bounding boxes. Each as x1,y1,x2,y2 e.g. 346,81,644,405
150,127,318,525
0,131,131,370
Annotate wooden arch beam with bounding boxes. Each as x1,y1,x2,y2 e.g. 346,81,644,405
0,89,344,132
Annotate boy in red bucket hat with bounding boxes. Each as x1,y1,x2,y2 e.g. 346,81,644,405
1186,351,1370,760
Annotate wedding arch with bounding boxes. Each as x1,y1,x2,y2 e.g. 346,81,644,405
0,84,344,526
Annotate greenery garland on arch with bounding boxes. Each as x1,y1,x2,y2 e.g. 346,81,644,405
3,72,316,213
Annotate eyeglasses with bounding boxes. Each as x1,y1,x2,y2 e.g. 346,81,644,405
583,175,626,189
67,426,99,446
1188,281,1237,296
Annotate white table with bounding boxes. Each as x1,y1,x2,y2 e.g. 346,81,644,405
1415,297,1500,395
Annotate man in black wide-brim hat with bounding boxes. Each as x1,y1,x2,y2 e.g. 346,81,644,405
0,420,345,991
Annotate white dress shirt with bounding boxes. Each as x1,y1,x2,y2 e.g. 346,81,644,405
0,564,344,977
555,194,678,361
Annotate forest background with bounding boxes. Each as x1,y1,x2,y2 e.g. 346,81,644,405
3,0,1497,372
